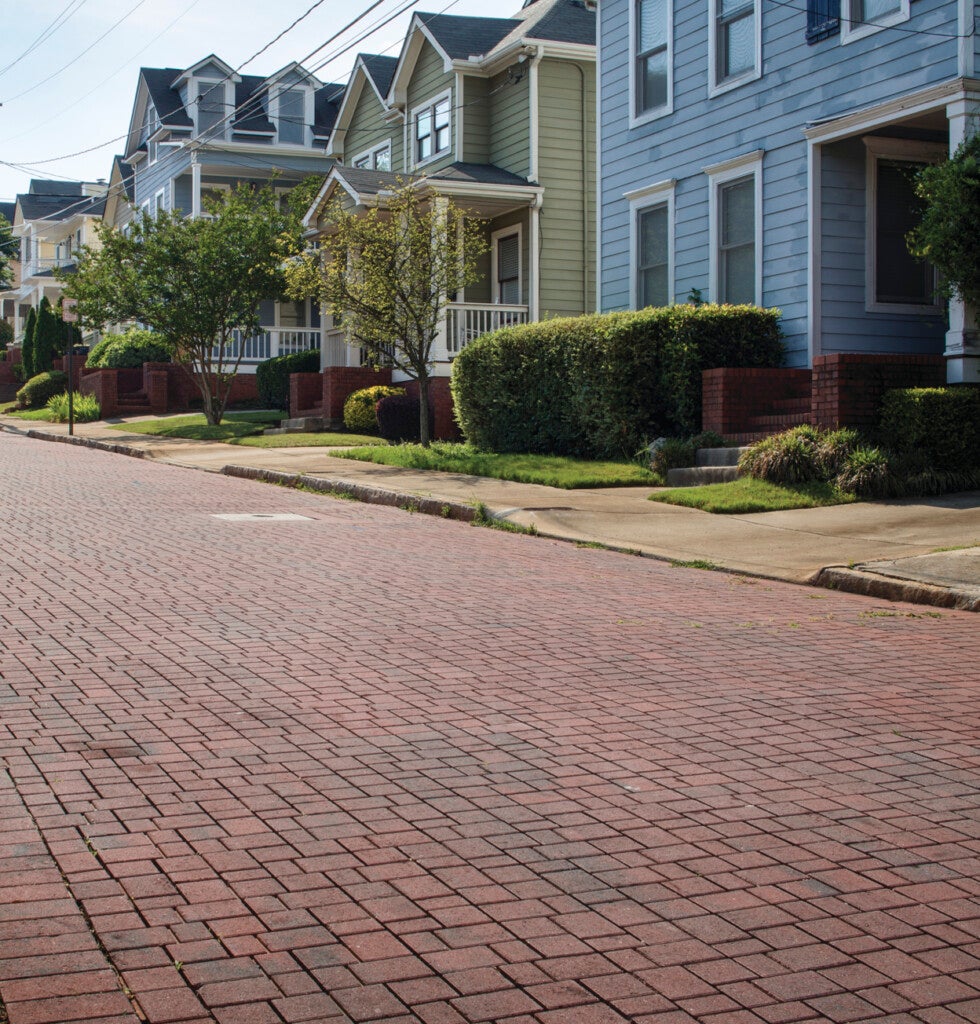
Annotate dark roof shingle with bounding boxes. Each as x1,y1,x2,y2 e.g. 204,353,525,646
525,0,596,45
360,54,398,98
417,12,516,59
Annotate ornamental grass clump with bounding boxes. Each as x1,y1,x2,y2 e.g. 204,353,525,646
45,391,101,423
835,446,893,498
738,425,822,484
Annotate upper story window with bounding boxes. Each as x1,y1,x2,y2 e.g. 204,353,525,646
196,78,226,139
413,93,451,166
842,0,909,43
277,88,307,145
352,142,391,171
632,0,672,123
709,0,761,96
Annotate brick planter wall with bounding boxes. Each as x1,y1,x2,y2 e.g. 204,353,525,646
320,366,393,425
702,368,812,436
403,377,461,441
810,353,946,430
290,372,323,418
80,369,119,417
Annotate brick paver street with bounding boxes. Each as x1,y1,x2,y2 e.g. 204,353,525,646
1,431,978,1024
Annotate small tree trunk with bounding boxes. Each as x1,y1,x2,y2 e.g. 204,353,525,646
418,373,431,447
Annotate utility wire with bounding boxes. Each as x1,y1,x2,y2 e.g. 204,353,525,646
0,0,90,81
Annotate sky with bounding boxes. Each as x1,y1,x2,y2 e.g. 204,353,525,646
0,0,503,203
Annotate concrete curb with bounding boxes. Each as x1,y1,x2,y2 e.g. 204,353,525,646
221,465,479,523
811,565,980,612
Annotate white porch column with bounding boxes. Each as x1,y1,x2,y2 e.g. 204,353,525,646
433,196,450,364
944,95,980,384
191,160,201,219
529,199,541,322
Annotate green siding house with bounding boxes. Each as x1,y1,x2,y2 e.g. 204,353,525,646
305,0,596,382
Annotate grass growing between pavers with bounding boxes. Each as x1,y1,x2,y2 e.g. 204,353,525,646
651,477,855,514
108,411,381,447
334,442,658,489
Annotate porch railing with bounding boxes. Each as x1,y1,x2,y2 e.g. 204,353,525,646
445,303,529,356
215,326,321,364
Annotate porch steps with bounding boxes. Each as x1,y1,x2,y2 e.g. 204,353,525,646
264,416,327,435
115,390,153,415
665,447,749,487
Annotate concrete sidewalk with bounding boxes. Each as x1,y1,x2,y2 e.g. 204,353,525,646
4,413,979,608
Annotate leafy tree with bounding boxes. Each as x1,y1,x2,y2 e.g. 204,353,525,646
32,296,62,374
0,319,13,351
61,183,307,424
908,134,980,308
287,184,486,445
0,213,15,290
21,306,37,378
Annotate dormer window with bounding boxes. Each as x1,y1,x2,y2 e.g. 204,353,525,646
352,143,391,171
196,79,227,139
277,88,307,145
413,93,451,166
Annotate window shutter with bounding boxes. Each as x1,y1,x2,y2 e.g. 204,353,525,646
806,0,840,43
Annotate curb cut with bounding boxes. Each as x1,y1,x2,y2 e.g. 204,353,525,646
221,465,478,523
811,565,979,612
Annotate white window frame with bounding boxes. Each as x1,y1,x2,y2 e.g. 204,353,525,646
193,77,230,141
629,0,674,127
708,0,762,98
352,141,392,171
626,179,676,308
154,188,166,217
842,0,910,44
705,150,763,306
275,86,312,147
198,180,231,219
411,89,453,169
863,136,945,315
490,224,523,305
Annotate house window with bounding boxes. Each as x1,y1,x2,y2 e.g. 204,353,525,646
492,228,522,305
414,94,451,165
806,0,840,42
352,143,391,171
842,0,909,41
864,139,944,313
710,0,760,94
706,152,762,305
154,189,166,217
278,88,307,145
638,205,670,307
633,0,671,121
277,299,307,328
196,79,226,139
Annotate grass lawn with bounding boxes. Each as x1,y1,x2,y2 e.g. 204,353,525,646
110,412,384,447
234,431,387,448
334,442,658,488
5,408,56,421
650,477,855,514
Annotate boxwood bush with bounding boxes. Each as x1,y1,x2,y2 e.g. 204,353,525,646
451,305,783,457
879,387,980,472
256,348,321,410
86,328,174,369
16,370,68,409
343,385,405,433
377,393,433,442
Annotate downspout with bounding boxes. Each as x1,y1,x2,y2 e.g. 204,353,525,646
572,60,589,314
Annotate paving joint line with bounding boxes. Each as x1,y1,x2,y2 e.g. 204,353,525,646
2,767,147,1023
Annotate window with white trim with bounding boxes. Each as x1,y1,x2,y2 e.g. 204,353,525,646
277,88,307,145
637,205,670,307
709,0,760,94
352,142,392,171
632,0,671,122
154,189,166,217
864,138,944,313
491,227,522,305
195,78,226,139
707,152,762,305
842,0,909,43
413,93,451,166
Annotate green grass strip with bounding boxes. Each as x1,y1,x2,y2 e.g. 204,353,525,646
333,442,658,489
650,477,855,514
232,432,386,448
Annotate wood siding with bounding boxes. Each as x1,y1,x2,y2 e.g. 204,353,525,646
489,67,530,177
599,0,960,365
344,78,400,169
405,40,455,175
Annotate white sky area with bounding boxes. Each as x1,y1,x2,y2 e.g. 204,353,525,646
0,0,506,202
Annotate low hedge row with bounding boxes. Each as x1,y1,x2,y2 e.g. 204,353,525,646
451,305,783,458
256,348,320,410
879,387,980,472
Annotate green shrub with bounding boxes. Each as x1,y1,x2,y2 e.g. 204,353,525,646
816,427,861,477
377,393,431,442
12,362,25,382
451,304,783,458
16,370,68,409
255,348,320,410
739,425,823,484
0,319,12,349
650,438,695,478
32,296,61,374
21,307,37,378
835,446,894,498
86,327,174,369
45,391,101,422
343,385,405,433
879,387,980,472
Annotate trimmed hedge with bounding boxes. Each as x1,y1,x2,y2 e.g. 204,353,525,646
879,387,980,472
343,385,405,433
16,370,68,409
86,328,174,369
377,393,433,443
256,348,320,410
451,305,783,458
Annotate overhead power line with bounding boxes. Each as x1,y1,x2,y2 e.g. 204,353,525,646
0,0,91,81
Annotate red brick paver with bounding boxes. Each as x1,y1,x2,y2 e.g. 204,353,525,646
0,432,978,1024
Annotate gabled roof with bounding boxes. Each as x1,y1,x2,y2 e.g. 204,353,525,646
522,0,596,45
140,67,195,128
29,179,85,197
416,13,515,60
233,75,275,134
360,55,398,100
111,156,135,201
313,83,345,138
17,191,105,222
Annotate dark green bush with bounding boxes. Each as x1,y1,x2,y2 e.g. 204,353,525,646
451,305,783,458
879,387,980,472
16,370,68,409
650,437,695,478
0,319,12,349
377,393,432,442
86,328,174,369
343,385,405,433
256,348,320,410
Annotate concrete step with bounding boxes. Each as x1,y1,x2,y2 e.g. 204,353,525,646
264,416,326,435
666,465,741,487
695,446,749,467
